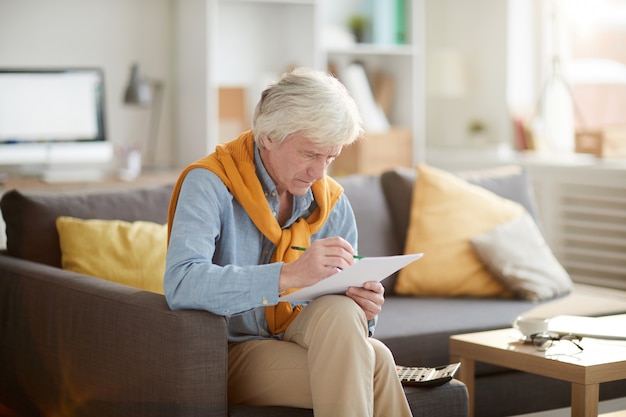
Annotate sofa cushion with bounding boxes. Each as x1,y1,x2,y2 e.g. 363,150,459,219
229,383,469,417
376,283,626,371
56,216,167,294
470,212,572,301
337,174,402,293
395,164,524,298
375,295,537,367
337,174,401,258
381,165,539,252
0,185,173,268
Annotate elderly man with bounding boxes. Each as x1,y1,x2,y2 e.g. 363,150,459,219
164,67,412,417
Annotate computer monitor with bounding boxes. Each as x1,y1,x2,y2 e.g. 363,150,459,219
0,67,113,181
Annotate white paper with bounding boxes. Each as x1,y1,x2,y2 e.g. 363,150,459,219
548,314,626,340
279,253,423,302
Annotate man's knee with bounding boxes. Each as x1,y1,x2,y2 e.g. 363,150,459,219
290,295,367,339
310,295,366,324
369,338,397,371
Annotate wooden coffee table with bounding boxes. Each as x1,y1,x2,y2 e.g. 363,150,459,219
450,328,626,417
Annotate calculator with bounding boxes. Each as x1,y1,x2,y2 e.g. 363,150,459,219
396,362,461,387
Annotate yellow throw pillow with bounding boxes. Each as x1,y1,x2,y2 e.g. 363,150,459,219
56,216,167,294
395,164,524,298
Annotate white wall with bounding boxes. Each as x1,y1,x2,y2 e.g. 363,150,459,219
0,0,174,167
172,0,214,167
425,0,511,150
0,0,517,166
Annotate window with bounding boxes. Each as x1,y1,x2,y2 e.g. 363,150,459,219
562,0,626,130
507,0,626,154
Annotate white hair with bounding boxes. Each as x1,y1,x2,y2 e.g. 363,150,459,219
252,67,364,148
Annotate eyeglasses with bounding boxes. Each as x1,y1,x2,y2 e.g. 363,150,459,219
530,332,584,352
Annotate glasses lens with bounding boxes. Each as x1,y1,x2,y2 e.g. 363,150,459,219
532,333,553,351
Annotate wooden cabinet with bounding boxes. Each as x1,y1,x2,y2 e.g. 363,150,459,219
331,127,413,176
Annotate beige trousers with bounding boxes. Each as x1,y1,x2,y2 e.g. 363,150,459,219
228,295,413,417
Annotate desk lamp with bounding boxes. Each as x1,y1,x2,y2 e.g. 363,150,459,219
123,63,164,168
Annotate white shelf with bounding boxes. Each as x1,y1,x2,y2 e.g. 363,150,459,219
224,0,315,4
327,44,418,56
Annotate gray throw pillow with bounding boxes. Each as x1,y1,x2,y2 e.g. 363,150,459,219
470,212,573,301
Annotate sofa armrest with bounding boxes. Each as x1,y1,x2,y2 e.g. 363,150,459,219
0,254,229,417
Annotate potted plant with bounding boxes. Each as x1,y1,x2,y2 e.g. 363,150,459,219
348,14,368,43
467,119,488,144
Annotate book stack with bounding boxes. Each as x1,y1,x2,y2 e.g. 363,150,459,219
341,63,390,133
362,0,407,45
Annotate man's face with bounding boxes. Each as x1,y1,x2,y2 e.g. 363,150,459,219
260,133,342,196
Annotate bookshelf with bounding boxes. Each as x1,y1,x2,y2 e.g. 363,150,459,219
174,0,425,169
323,0,425,167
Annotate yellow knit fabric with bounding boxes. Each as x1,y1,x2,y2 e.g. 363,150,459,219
168,131,343,334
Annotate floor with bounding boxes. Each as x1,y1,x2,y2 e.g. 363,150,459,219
514,397,626,417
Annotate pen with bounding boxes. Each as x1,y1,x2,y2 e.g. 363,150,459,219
290,245,364,259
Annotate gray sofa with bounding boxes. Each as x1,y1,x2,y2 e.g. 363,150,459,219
1,165,626,417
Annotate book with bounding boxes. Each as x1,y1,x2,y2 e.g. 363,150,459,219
513,117,528,151
341,63,390,133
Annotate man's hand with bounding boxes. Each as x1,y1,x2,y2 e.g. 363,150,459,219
279,237,357,292
346,281,385,320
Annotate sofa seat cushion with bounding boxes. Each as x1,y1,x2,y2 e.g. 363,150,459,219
521,283,626,318
228,383,468,417
0,185,173,268
375,295,536,369
376,284,626,374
